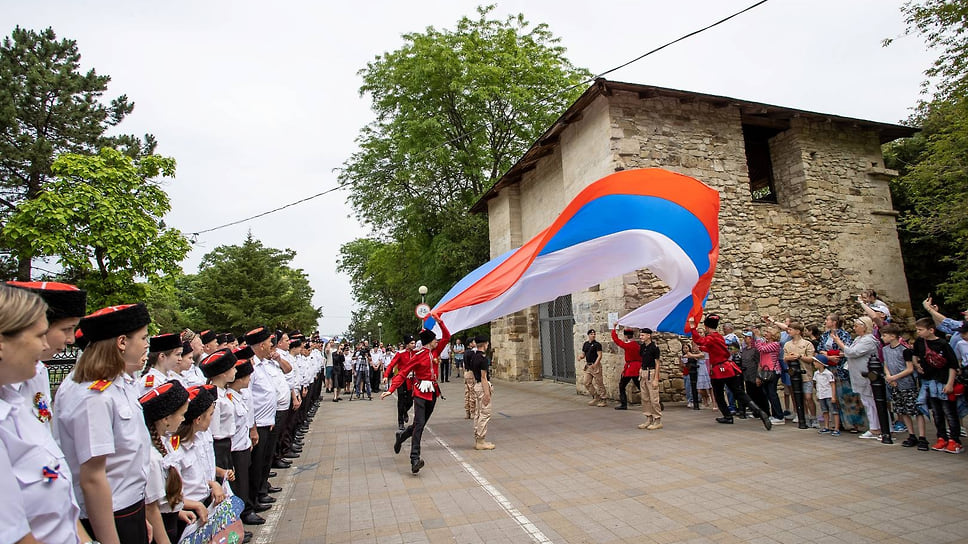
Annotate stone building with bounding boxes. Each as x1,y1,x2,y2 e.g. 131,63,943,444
471,78,917,402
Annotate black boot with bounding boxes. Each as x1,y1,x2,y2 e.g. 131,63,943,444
614,404,628,410
716,416,734,424
411,458,425,473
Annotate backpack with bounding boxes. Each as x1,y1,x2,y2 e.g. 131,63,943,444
922,340,948,369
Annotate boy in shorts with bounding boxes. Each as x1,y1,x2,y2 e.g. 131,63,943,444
812,354,839,435
881,324,926,449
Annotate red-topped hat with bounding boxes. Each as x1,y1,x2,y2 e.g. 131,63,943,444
74,328,89,351
233,345,254,361
139,380,189,423
233,357,254,380
149,333,182,353
244,326,272,346
199,348,237,378
79,303,150,343
7,281,87,321
199,330,217,345
184,384,216,422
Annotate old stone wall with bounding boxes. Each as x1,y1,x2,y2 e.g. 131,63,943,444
487,89,911,403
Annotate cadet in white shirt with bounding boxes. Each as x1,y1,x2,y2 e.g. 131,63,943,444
138,380,191,544
199,348,238,480
227,348,270,526
243,327,284,509
55,303,153,544
141,333,182,395
0,285,93,544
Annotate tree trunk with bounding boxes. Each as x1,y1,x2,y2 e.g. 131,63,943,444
17,254,31,281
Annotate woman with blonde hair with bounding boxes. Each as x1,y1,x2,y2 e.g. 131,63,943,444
0,284,95,544
55,303,153,544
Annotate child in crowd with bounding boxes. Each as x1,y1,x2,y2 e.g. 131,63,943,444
880,324,927,450
200,349,239,481
912,318,962,454
812,355,839,435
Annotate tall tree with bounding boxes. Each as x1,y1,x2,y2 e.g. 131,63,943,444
0,26,154,279
338,5,590,335
1,147,191,308
189,233,321,333
884,0,968,308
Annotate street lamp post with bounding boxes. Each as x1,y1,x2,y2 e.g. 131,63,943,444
377,322,383,344
418,285,427,303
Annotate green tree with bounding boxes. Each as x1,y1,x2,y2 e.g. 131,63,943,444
189,233,321,334
0,26,154,279
338,5,590,335
1,147,190,307
884,0,968,308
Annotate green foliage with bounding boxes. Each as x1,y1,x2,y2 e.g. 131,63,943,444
0,26,153,278
188,232,321,334
884,0,968,310
338,5,590,336
1,148,190,307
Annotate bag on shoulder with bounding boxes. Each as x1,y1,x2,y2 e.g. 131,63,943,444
922,341,948,369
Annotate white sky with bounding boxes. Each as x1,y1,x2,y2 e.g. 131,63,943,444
2,0,936,335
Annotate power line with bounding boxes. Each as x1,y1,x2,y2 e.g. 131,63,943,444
186,0,770,239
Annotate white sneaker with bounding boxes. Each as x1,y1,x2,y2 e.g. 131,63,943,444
858,430,880,439
791,416,799,423
769,417,785,425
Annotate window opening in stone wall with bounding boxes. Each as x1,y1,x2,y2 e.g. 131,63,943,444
742,124,783,203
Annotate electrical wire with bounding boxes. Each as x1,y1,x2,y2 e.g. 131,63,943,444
186,0,770,239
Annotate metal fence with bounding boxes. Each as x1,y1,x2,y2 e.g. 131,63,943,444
44,346,79,397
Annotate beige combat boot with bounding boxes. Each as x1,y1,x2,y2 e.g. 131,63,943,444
637,416,654,429
646,418,663,430
474,437,496,450
587,398,598,406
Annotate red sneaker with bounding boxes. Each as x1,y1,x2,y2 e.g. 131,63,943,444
931,437,948,451
945,440,964,454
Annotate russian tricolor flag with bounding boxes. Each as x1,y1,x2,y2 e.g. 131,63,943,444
426,168,719,335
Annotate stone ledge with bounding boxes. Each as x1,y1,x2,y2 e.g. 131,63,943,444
871,209,900,217
866,166,899,179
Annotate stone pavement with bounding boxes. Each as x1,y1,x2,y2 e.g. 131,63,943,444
252,379,968,544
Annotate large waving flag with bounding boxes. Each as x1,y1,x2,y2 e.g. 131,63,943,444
426,168,719,335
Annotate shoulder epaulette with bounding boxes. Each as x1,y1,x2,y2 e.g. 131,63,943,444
170,435,180,451
227,392,233,402
144,375,156,388
88,380,112,392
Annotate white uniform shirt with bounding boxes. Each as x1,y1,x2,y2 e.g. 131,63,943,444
0,388,81,544
146,446,166,505
158,439,186,514
264,357,292,411
249,356,278,426
229,389,252,451
171,433,212,502
139,367,169,397
277,348,300,392
53,377,150,517
3,361,55,436
211,386,235,440
180,365,206,388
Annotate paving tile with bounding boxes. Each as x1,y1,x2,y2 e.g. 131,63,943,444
250,379,968,543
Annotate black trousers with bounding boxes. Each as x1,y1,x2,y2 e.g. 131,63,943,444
213,437,233,480
397,385,413,426
689,368,700,409
370,367,382,393
269,408,289,466
161,511,184,543
440,358,451,381
929,396,962,443
82,499,147,544
712,375,763,419
618,375,641,406
232,448,253,512
397,395,436,461
250,424,271,497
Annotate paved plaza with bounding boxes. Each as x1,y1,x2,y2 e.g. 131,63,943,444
253,379,968,544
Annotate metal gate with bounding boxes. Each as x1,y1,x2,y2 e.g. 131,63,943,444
539,294,576,383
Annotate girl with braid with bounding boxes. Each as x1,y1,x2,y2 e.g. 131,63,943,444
139,381,193,543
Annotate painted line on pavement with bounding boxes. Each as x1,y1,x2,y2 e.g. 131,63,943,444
254,448,301,544
431,428,553,544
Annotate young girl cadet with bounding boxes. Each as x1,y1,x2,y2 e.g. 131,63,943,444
55,302,153,544
139,380,190,544
141,333,183,395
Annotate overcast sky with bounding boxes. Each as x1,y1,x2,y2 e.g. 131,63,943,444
2,0,936,334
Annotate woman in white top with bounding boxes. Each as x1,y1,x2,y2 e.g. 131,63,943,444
139,380,191,544
831,316,882,439
0,285,94,544
55,303,153,544
169,385,225,520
